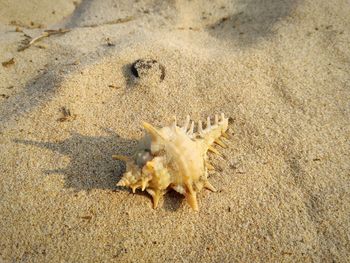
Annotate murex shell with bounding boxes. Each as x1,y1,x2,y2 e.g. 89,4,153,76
113,113,229,211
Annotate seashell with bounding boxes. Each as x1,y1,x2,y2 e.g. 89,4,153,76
113,113,230,211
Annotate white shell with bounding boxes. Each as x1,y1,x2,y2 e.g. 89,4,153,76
113,114,229,211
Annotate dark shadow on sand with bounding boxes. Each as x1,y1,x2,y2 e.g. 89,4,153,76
0,63,62,130
15,130,137,191
162,190,184,212
14,130,193,211
207,0,300,47
121,63,137,89
0,44,87,132
64,0,95,28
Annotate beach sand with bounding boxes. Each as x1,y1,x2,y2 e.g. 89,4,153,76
0,0,349,262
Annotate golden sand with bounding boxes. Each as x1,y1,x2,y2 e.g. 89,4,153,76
0,0,349,261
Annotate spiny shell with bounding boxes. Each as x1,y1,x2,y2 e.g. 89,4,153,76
113,113,229,211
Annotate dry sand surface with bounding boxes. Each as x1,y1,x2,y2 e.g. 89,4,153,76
0,0,350,262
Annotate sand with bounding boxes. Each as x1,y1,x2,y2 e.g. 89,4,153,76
0,0,349,262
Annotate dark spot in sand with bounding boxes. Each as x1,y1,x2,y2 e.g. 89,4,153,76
130,58,166,82
2,58,15,67
108,84,121,89
105,37,115,46
229,164,237,170
57,107,76,122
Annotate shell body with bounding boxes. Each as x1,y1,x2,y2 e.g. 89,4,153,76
114,113,229,211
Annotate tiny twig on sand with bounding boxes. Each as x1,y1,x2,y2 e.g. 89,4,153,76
29,29,70,45
82,16,134,28
18,29,70,51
